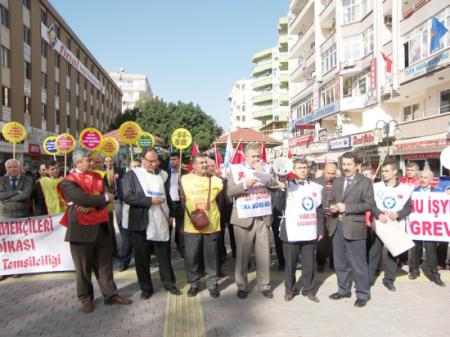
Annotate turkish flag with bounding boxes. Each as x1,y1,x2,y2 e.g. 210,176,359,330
231,143,245,164
287,149,296,180
260,141,267,163
187,143,199,172
214,143,223,167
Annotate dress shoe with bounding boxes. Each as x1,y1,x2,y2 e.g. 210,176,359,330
383,282,396,292
432,275,445,287
409,270,420,280
354,298,368,307
187,287,200,297
261,289,273,299
237,290,248,299
104,295,132,305
284,293,295,301
164,285,182,295
329,292,351,300
141,291,153,299
209,288,220,298
81,301,94,313
303,293,320,303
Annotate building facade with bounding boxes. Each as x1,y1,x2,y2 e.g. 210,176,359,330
109,70,153,112
228,78,259,132
288,0,450,175
0,0,122,167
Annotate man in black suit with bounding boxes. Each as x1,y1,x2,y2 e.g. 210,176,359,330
122,148,181,299
59,148,131,313
329,152,374,307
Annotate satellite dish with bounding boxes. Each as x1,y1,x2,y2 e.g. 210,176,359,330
273,157,293,176
441,146,450,169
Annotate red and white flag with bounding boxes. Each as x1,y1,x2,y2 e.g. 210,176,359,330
187,143,199,172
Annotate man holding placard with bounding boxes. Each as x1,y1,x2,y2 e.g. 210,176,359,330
369,160,413,291
227,142,278,299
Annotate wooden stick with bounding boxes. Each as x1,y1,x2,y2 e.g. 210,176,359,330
64,153,67,177
130,144,133,161
12,142,16,159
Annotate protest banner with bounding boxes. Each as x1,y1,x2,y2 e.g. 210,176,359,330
118,121,141,160
1,121,26,159
100,137,120,157
55,133,76,176
0,214,74,275
171,128,192,171
375,219,415,256
43,136,58,159
407,191,450,242
79,128,103,151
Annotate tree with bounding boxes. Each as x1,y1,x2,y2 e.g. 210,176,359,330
109,108,138,130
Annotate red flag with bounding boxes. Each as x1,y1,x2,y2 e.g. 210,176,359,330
260,141,267,163
381,52,393,73
287,149,293,158
287,149,296,180
187,143,199,172
231,143,245,164
214,143,223,167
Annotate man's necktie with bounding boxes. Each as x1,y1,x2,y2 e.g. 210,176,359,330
343,177,351,197
11,177,17,190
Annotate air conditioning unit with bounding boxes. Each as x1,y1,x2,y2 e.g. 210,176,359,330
384,15,393,27
343,60,356,68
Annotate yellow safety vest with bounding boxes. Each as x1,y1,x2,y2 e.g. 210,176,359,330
39,177,66,215
181,174,223,234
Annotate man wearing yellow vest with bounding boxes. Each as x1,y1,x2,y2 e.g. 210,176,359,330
181,153,223,298
34,159,66,215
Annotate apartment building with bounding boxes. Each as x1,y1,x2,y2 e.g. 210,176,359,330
228,78,260,132
0,0,122,166
109,70,153,112
288,0,450,175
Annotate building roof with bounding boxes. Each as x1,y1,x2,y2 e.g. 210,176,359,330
215,128,282,148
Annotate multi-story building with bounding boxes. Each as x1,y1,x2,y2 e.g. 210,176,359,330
228,79,259,132
0,0,122,167
109,70,153,112
288,0,450,175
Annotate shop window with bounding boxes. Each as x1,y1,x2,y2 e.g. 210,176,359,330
440,89,450,114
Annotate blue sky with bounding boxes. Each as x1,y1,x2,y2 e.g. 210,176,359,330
50,0,287,130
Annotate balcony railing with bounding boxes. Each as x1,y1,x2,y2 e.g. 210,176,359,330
397,105,450,124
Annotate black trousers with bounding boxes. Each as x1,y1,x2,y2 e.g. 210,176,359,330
130,231,176,293
317,217,333,268
184,232,220,290
332,222,370,300
283,240,315,295
437,242,449,266
170,202,185,256
271,209,285,266
70,223,117,303
410,240,439,276
368,235,397,283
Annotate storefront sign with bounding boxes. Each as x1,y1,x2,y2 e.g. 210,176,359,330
298,101,340,124
318,128,327,141
352,132,377,148
367,58,377,105
288,134,313,148
305,141,328,154
403,50,450,83
28,144,40,155
402,153,440,160
394,137,449,155
328,136,351,150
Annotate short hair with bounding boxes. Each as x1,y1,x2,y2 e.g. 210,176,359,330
5,159,21,168
140,147,158,159
72,148,91,164
244,142,261,154
406,162,419,170
382,160,399,171
341,151,358,164
324,162,337,170
420,169,434,178
45,159,58,169
360,163,374,174
293,158,309,167
169,152,180,158
192,153,208,164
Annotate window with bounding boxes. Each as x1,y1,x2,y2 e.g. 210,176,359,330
41,72,47,89
55,82,60,96
24,96,31,114
41,10,47,25
23,0,31,10
403,104,420,122
242,116,246,122
320,84,336,107
67,38,71,50
342,0,373,24
67,115,71,129
41,103,47,121
55,53,60,68
23,26,31,45
2,46,10,68
291,95,314,120
55,109,60,125
363,27,374,55
24,62,31,80
66,89,71,103
0,5,9,28
343,69,370,97
41,40,47,57
236,116,241,121
67,63,71,77
2,86,10,107
441,89,450,114
321,44,337,74
343,26,373,60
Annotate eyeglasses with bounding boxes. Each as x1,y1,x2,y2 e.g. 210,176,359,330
142,157,158,164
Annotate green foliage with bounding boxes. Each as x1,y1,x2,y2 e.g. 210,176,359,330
108,108,138,130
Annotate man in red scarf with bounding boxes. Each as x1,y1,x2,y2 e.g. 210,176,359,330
59,148,131,313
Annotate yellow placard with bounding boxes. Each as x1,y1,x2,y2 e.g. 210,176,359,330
55,133,76,154
118,121,142,145
100,137,120,157
171,128,192,150
43,136,58,155
2,122,26,143
79,128,103,150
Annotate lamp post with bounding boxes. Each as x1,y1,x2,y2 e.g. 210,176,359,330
374,120,400,146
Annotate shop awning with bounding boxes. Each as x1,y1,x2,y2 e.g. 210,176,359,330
313,150,347,164
393,132,450,155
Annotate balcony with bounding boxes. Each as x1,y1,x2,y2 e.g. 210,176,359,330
290,54,315,83
290,24,315,58
279,54,289,70
252,62,273,77
253,107,273,120
319,0,335,28
278,17,288,34
320,34,336,54
253,93,273,105
278,35,288,52
252,77,273,90
252,48,273,63
289,0,314,35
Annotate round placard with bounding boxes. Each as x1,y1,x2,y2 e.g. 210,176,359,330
55,133,76,154
100,137,120,157
43,136,58,155
79,128,103,150
137,132,155,148
118,121,142,145
171,128,192,150
2,122,26,143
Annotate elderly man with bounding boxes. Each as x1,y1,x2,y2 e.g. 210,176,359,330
34,159,65,216
409,169,445,286
59,148,131,313
122,148,181,299
181,153,223,298
227,142,278,299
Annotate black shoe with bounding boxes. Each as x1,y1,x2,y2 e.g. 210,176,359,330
237,290,248,299
141,291,153,299
409,272,419,280
261,290,273,299
187,287,200,297
284,293,295,301
329,292,351,300
118,265,128,272
354,298,368,307
383,282,396,292
209,288,220,298
432,275,445,287
303,293,320,303
164,285,182,295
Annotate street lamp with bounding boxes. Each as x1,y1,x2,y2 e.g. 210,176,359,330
374,120,401,145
